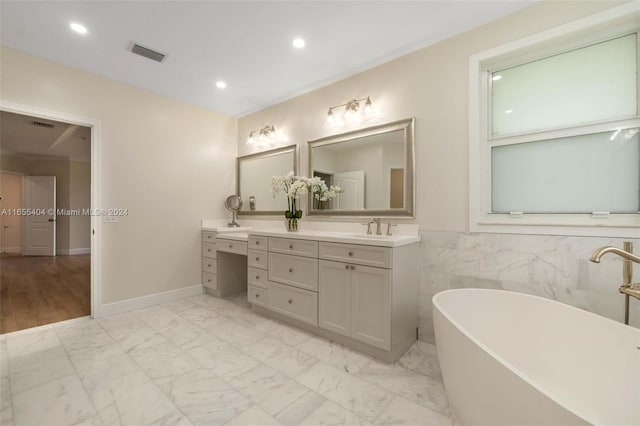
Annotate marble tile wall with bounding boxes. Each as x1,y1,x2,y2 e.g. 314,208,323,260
418,231,640,343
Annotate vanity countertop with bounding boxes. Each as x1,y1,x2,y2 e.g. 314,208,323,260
202,225,253,233
248,229,420,248
215,232,249,242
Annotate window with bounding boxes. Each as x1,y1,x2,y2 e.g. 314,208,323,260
470,3,640,237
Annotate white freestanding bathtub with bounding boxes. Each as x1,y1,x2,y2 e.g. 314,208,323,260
433,289,640,426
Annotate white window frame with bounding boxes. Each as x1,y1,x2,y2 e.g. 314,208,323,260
469,1,640,238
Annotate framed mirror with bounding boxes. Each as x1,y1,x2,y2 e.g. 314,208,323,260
237,144,298,215
307,118,414,217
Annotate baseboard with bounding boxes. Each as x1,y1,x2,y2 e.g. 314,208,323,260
0,246,21,254
56,248,91,255
97,284,204,318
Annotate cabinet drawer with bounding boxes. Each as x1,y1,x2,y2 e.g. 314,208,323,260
203,243,217,259
319,242,391,268
202,257,217,274
202,231,216,242
248,249,268,269
269,237,318,258
268,253,318,291
268,282,317,326
248,235,268,251
248,267,268,288
202,272,217,290
247,285,267,307
217,239,248,256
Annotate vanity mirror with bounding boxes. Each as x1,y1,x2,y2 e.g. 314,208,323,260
237,144,298,215
308,118,415,217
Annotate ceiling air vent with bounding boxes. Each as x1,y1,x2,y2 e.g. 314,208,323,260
31,121,55,129
130,43,167,63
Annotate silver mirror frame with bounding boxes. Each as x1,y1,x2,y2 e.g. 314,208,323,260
307,118,415,218
237,144,299,216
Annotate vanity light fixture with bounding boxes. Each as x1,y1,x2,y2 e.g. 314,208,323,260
215,81,227,89
327,96,374,124
247,125,276,145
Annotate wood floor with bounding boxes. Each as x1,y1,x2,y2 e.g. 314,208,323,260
0,254,90,334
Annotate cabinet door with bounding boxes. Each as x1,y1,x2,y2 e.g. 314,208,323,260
318,260,351,337
350,264,391,350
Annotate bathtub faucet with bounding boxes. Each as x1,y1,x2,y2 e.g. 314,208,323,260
590,242,640,324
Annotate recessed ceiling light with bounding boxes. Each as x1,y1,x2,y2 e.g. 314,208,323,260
505,109,513,114
492,74,502,81
69,22,88,34
292,38,305,49
216,81,227,89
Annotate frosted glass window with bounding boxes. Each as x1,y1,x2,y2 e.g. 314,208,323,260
491,129,639,213
491,34,637,137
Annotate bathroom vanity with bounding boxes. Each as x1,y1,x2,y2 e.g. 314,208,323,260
202,223,420,362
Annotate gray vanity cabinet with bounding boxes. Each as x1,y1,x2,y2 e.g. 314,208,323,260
318,255,392,351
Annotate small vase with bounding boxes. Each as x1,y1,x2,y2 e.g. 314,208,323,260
285,217,299,232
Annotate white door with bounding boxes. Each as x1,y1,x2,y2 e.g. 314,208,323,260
334,170,365,209
22,176,56,256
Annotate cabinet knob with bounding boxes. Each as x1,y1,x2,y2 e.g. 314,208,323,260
255,294,260,298
288,299,293,304
208,249,211,252
345,264,349,270
229,244,233,248
289,244,293,249
288,268,293,273
255,275,260,280
208,264,212,267
255,241,260,245
207,235,211,239
207,279,211,282
255,257,259,261
350,265,356,270
348,251,354,256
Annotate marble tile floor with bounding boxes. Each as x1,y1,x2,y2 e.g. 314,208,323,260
0,293,454,426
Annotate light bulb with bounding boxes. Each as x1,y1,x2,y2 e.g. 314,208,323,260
364,97,373,115
327,108,335,124
70,22,88,34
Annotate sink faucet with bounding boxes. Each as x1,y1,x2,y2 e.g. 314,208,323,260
590,241,640,324
361,220,375,235
373,218,382,235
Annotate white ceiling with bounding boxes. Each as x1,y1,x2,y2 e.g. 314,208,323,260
0,1,536,117
1,111,91,162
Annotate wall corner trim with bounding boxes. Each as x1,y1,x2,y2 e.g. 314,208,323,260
97,284,204,318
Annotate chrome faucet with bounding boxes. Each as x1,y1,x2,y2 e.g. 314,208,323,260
590,241,640,324
373,218,382,235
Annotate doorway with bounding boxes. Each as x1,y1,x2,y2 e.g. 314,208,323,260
0,110,93,333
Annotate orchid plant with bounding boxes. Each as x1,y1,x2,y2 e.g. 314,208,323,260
272,172,345,219
310,179,344,209
271,172,309,219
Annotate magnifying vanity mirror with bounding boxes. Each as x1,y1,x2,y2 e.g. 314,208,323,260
308,118,415,217
225,195,242,226
237,144,298,215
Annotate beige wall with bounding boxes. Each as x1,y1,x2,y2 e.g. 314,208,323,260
1,47,237,304
1,153,30,174
69,160,91,250
237,0,627,232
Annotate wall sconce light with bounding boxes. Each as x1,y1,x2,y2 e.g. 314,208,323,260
327,96,374,124
247,124,276,145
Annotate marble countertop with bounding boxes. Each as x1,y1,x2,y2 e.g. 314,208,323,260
201,219,420,247
247,229,420,248
215,232,249,242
